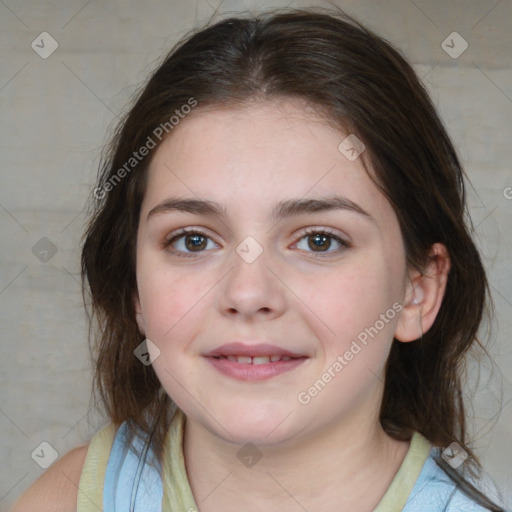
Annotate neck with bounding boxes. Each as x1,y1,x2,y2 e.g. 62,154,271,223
182,391,410,512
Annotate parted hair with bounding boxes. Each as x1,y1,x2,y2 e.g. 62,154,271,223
81,7,504,509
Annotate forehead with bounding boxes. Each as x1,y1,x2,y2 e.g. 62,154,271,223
142,99,391,223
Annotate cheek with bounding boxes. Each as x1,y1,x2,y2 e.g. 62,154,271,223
137,262,206,341
306,259,400,352
137,267,207,402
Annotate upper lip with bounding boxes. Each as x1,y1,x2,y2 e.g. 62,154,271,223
204,342,308,358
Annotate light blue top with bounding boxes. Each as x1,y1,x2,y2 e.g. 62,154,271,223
101,419,509,512
103,420,163,510
402,448,508,511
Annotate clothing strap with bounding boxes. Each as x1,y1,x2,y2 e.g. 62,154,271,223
374,431,432,511
161,408,199,512
77,422,117,511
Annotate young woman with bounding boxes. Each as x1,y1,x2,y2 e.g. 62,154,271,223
12,7,509,512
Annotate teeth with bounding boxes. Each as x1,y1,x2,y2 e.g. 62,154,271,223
252,356,270,365
216,354,298,363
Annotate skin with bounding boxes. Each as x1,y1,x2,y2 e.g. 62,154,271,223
134,99,450,512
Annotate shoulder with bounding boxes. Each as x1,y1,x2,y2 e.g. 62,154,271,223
10,443,89,512
405,447,504,512
10,421,119,512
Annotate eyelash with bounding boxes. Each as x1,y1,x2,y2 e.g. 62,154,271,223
162,227,351,258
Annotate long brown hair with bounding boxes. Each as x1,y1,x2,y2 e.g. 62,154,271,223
81,7,504,509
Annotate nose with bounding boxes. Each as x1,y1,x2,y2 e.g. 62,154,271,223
218,242,287,322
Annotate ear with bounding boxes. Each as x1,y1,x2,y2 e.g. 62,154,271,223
133,291,146,336
394,243,451,342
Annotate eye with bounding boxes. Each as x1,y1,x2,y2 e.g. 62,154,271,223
162,227,350,258
163,228,218,256
293,228,350,256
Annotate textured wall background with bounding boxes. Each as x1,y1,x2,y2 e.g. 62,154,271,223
1,0,511,509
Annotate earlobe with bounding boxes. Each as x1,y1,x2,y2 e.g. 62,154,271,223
394,243,451,343
133,292,146,336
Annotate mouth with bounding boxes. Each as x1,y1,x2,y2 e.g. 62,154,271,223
203,342,309,381
204,342,308,359
210,354,304,364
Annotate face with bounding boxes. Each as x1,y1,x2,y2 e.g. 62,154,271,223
134,99,410,446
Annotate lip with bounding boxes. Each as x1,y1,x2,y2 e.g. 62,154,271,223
203,342,307,358
203,342,309,382
205,355,308,381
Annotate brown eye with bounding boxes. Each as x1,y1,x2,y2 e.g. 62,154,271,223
308,233,332,252
164,229,218,256
295,229,350,256
183,233,208,251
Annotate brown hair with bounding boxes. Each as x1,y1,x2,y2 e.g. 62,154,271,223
81,6,504,509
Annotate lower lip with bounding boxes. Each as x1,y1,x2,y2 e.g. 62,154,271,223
204,356,308,381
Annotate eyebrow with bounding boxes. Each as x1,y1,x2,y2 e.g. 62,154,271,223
147,195,375,223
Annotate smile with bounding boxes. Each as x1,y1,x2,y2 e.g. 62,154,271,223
205,355,309,381
211,354,298,364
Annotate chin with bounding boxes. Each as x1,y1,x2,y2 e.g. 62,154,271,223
218,403,298,446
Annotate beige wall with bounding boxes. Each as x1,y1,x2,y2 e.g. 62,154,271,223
1,0,510,508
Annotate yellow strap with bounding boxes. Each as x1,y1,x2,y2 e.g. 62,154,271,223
161,408,199,511
374,431,432,511
77,422,117,512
